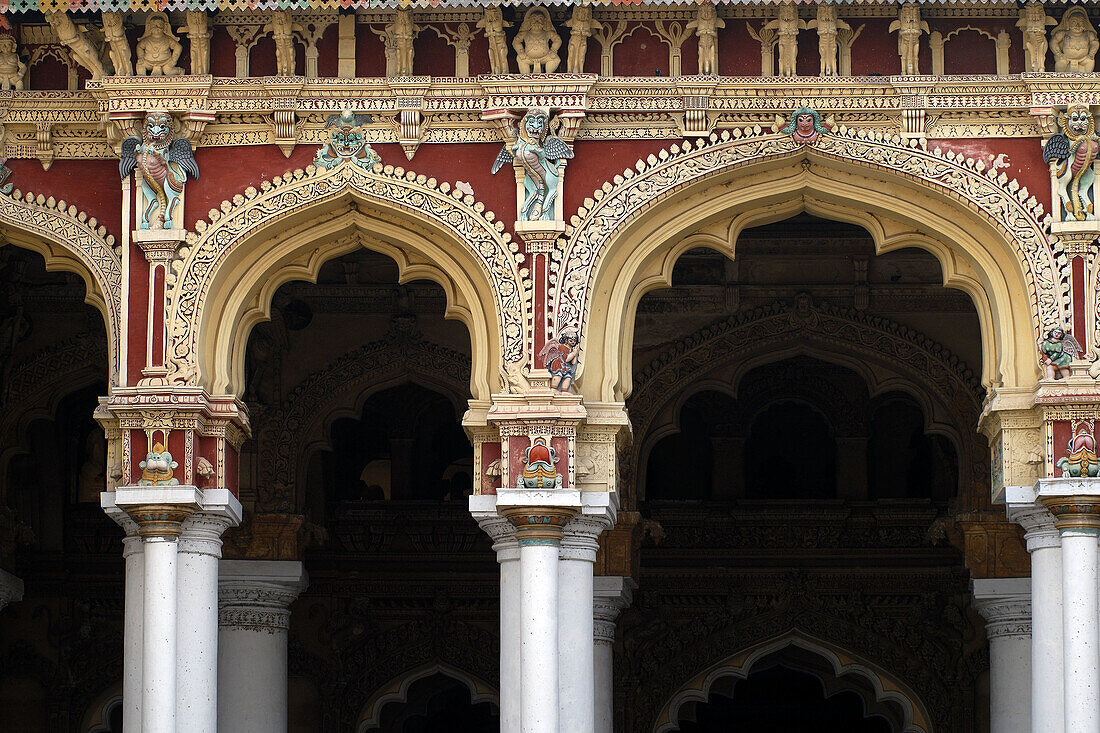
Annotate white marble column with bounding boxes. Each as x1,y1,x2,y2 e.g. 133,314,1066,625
0,568,24,610
176,493,241,733
593,576,634,733
1007,492,1063,733
218,559,308,733
471,497,521,733
972,577,1032,733
558,505,613,733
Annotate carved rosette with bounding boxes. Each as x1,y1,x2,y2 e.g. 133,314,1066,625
219,583,301,634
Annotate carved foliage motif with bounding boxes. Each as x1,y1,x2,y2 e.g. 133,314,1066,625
555,128,1065,343
166,162,525,386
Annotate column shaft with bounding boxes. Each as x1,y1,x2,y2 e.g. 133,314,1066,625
1033,543,1065,733
520,542,560,733
558,520,600,733
500,546,521,733
973,578,1032,733
1062,527,1100,733
122,534,144,733
593,577,633,733
142,536,180,733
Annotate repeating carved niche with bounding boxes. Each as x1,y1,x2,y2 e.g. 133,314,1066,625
554,128,1065,356
165,163,526,389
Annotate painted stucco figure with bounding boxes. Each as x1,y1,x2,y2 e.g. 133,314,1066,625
765,4,806,78
1017,3,1057,73
135,12,183,76
491,108,574,221
516,436,563,489
781,107,831,145
890,4,928,75
119,112,200,230
565,6,601,74
514,7,561,74
477,8,511,74
1044,105,1100,222
138,442,180,486
0,36,26,90
807,5,851,77
1038,326,1083,380
313,110,381,171
538,328,581,393
686,3,725,76
1052,7,1099,72
1058,420,1100,477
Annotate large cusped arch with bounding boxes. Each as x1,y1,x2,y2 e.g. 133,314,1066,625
555,128,1061,400
165,162,526,400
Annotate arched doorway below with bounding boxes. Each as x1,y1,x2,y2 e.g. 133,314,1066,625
358,670,498,733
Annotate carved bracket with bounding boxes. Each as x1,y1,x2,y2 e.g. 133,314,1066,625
676,77,719,137
388,77,431,160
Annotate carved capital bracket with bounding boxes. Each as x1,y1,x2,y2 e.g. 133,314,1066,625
34,121,53,170
181,109,216,146
676,76,719,137
261,76,305,157
387,77,432,160
132,228,186,267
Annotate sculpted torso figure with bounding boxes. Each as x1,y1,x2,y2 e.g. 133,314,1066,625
514,8,561,74
1016,3,1055,73
136,14,183,76
774,4,803,77
477,8,511,74
101,12,132,76
809,6,850,76
889,5,928,75
565,7,600,74
268,11,300,76
0,37,26,90
389,10,418,76
687,5,724,76
1052,7,1099,72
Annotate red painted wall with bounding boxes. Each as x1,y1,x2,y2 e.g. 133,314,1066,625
928,137,1051,214
614,25,667,77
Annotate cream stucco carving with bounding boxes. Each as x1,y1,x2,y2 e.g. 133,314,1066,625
890,4,928,75
565,7,601,75
514,8,561,74
136,13,184,76
1017,3,1057,73
686,4,724,76
1051,7,1099,73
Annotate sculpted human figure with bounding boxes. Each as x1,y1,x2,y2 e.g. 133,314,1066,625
764,4,805,77
807,5,851,77
539,329,581,393
491,108,574,221
686,4,725,76
1017,3,1057,73
387,10,418,76
101,12,133,76
514,7,561,74
1038,327,1082,380
0,36,26,90
44,12,106,79
477,8,511,74
136,13,183,76
889,4,928,75
183,11,211,75
266,11,301,76
1052,7,1099,72
565,6,601,74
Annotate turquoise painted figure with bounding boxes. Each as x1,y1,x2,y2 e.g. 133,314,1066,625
119,111,199,230
314,110,381,171
491,108,574,221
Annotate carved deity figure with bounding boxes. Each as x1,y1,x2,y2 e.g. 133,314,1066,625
1058,420,1100,477
119,112,200,229
491,108,574,221
477,8,511,74
889,4,929,75
538,328,581,393
1052,7,1099,73
1038,326,1082,380
136,13,183,76
313,110,381,171
516,437,563,489
1017,3,1057,73
780,106,831,145
686,4,725,76
101,12,132,76
386,10,419,77
764,4,806,78
807,5,851,77
0,36,26,90
44,12,106,80
1044,105,1100,221
266,11,302,76
138,442,179,486
514,7,561,74
183,11,212,75
565,7,601,74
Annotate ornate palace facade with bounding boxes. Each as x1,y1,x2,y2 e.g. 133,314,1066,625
0,1,1098,732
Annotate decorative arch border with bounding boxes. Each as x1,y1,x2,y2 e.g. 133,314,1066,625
554,127,1064,379
627,300,985,500
654,631,932,733
0,189,121,385
165,162,526,391
355,662,498,733
256,337,471,512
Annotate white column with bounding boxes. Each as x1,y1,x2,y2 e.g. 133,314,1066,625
471,497,521,733
593,576,634,733
176,493,241,733
218,559,308,733
103,503,144,733
972,577,1032,733
558,509,612,733
1008,495,1064,733
0,568,24,610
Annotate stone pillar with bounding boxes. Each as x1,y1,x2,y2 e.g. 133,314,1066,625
593,576,634,733
0,568,23,610
1040,479,1100,733
1008,493,1064,733
558,502,614,733
218,560,308,733
103,509,144,733
471,497,521,733
972,577,1032,733
176,495,241,733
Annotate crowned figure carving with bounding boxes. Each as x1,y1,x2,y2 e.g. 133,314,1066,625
119,112,200,230
807,5,851,77
477,8,511,74
1017,3,1057,73
1043,105,1100,222
514,7,561,74
491,108,574,222
686,4,725,76
138,442,179,486
889,4,928,75
1052,7,1099,72
565,7,601,74
764,4,805,78
0,36,26,90
136,12,183,76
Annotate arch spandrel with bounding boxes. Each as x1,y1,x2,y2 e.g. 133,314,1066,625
165,162,526,401
555,128,1062,400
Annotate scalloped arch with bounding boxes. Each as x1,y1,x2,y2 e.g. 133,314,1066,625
556,128,1062,398
0,190,121,386
355,663,498,733
165,162,526,399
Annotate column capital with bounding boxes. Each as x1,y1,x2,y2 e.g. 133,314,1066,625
1005,487,1061,551
561,492,617,562
593,575,636,645
1035,478,1100,532
469,494,518,559
218,559,307,634
496,486,581,546
972,577,1032,641
0,568,23,611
